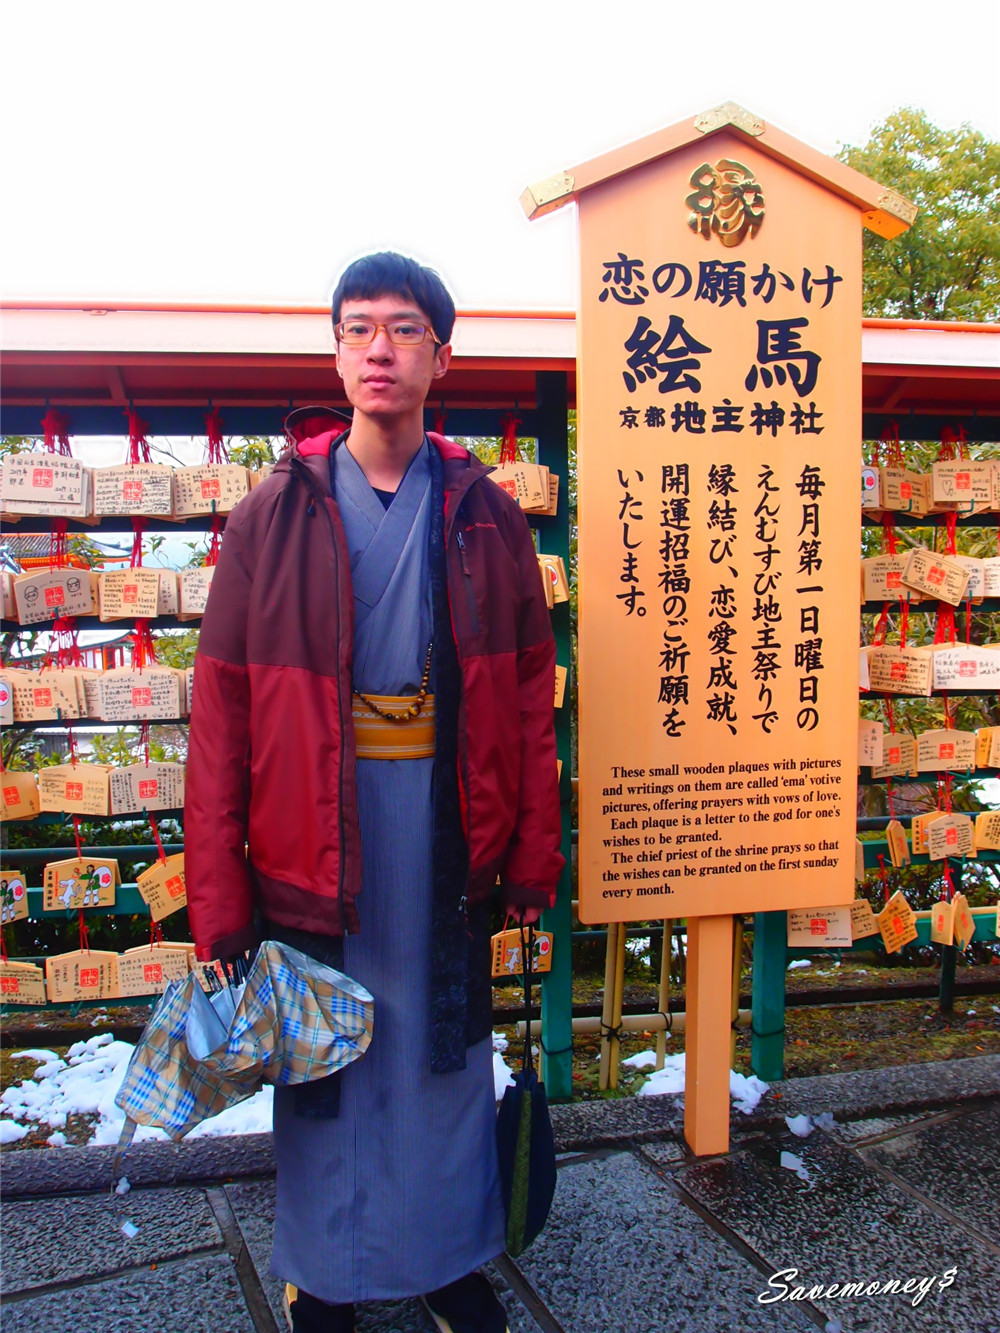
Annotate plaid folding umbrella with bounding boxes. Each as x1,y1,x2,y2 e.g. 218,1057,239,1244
114,940,374,1143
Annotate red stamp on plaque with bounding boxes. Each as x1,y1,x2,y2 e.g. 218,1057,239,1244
65,782,84,800
96,867,113,890
123,479,144,501
4,786,20,805
45,587,66,606
888,747,901,764
165,875,184,897
138,779,158,799
79,968,99,988
946,827,958,845
1,976,21,994
939,744,955,760
143,963,164,984
892,918,904,935
955,472,971,491
927,566,946,586
34,688,52,706
132,687,152,707
32,468,54,488
200,479,221,499
810,919,828,936
900,482,912,499
958,661,977,678
890,661,907,681
122,583,138,604
886,571,902,589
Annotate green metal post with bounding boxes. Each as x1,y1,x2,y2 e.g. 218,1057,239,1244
534,370,574,1101
750,910,787,1082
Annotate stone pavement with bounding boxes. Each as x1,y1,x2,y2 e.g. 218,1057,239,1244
2,1055,999,1333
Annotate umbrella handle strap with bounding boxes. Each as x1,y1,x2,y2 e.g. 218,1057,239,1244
111,1116,138,1194
520,921,535,1077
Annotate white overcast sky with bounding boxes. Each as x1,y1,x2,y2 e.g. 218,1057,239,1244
2,0,999,311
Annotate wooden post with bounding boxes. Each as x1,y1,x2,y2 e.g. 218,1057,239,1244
685,914,734,1156
598,921,620,1090
655,918,671,1069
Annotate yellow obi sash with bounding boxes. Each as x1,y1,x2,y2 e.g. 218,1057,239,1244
352,694,435,760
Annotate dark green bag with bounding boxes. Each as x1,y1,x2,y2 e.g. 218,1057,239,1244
495,924,557,1257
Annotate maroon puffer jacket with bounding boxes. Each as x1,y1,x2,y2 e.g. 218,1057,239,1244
184,427,563,961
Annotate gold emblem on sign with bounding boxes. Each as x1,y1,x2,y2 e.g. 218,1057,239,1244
686,160,764,247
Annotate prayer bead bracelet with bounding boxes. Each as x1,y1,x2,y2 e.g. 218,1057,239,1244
353,640,434,723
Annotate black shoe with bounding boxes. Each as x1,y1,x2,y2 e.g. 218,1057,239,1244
287,1285,356,1333
421,1272,509,1333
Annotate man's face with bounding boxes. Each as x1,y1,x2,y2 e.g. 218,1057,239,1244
334,293,451,422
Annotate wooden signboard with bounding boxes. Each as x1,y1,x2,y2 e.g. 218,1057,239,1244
568,126,865,923
523,100,913,1155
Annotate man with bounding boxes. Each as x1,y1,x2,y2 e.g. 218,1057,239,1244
185,252,563,1333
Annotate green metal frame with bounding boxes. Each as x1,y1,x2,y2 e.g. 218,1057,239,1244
533,370,574,1101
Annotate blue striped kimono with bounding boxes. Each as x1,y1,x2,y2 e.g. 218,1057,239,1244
270,441,505,1303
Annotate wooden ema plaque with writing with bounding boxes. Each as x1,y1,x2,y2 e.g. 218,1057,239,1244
0,869,28,924
118,943,192,996
173,464,249,516
43,857,119,911
98,568,160,620
45,950,119,1002
932,460,994,508
573,133,863,924
926,813,975,861
109,763,186,815
136,853,187,920
96,667,182,721
94,464,175,517
1,771,40,821
786,906,851,948
900,549,970,607
932,645,1000,691
12,569,98,626
179,565,215,619
0,961,47,1006
915,729,977,774
876,889,917,954
0,452,89,516
975,810,1000,851
38,764,110,817
0,673,12,727
9,667,84,722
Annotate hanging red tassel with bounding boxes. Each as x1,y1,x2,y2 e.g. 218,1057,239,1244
131,622,158,670
878,421,903,468
130,516,147,568
125,408,152,464
205,407,228,464
205,514,223,566
41,408,72,456
499,413,522,466
881,513,898,556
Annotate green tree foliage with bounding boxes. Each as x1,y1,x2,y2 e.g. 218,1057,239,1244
841,109,1000,321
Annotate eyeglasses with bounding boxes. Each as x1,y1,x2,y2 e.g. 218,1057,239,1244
335,320,439,347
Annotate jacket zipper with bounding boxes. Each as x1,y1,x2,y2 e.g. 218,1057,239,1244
455,529,480,635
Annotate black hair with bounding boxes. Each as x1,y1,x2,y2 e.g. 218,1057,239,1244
331,251,456,345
